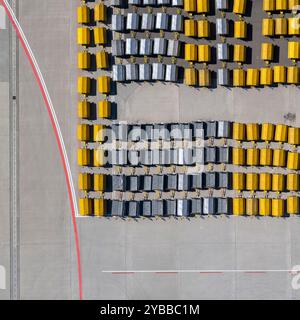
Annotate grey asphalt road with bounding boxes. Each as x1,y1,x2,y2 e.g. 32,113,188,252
0,0,298,300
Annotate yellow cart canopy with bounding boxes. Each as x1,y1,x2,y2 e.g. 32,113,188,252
233,122,246,140
262,18,275,36
287,66,299,84
198,69,211,87
233,198,245,216
94,27,107,45
246,198,259,215
79,198,93,216
198,44,211,62
77,6,90,24
287,152,300,169
98,76,110,94
94,199,106,217
98,100,111,119
78,51,91,69
261,43,274,61
275,18,288,35
197,0,209,13
271,199,285,217
232,148,246,165
246,123,260,141
260,67,273,85
185,43,198,61
246,68,260,86
273,149,286,167
288,127,300,145
234,21,247,39
184,0,197,12
184,68,198,86
288,17,300,35
233,69,246,87
259,173,272,191
259,198,271,216
94,174,106,192
261,123,275,141
77,76,91,94
197,20,210,38
246,173,259,191
184,19,197,37
233,44,246,63
93,149,105,167
272,174,285,191
260,148,273,166
93,124,105,142
78,173,91,191
287,196,299,214
273,66,286,83
288,42,300,60
286,173,299,191
274,124,288,142
77,124,90,142
233,0,247,15
96,51,109,69
77,27,90,46
78,101,90,119
94,4,107,22
78,149,90,166
263,0,276,11
276,0,288,11
246,148,260,166
233,172,245,190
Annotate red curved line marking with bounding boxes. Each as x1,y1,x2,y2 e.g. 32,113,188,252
1,1,83,299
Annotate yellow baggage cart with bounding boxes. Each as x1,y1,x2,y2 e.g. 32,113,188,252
94,174,106,192
77,6,90,24
286,173,299,191
185,44,198,61
272,174,285,191
78,76,91,94
287,196,299,214
288,127,300,145
198,44,211,63
232,148,246,166
78,173,91,191
98,100,111,119
271,198,285,217
77,124,90,142
259,173,272,191
260,67,273,85
233,69,246,87
233,172,245,190
259,198,271,216
79,198,93,216
261,43,274,61
94,3,107,22
233,198,245,216
246,69,260,86
287,152,300,169
184,68,198,86
247,148,260,166
233,44,246,63
78,149,91,166
233,122,246,141
96,51,109,69
274,124,288,142
262,18,275,36
234,21,247,39
260,148,273,166
246,173,259,191
197,20,210,38
78,101,90,119
77,27,90,46
94,199,106,217
246,198,259,215
287,66,299,84
184,19,197,37
98,76,110,94
273,149,286,167
198,69,211,87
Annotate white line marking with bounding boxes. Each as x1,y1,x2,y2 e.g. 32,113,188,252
103,269,299,273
